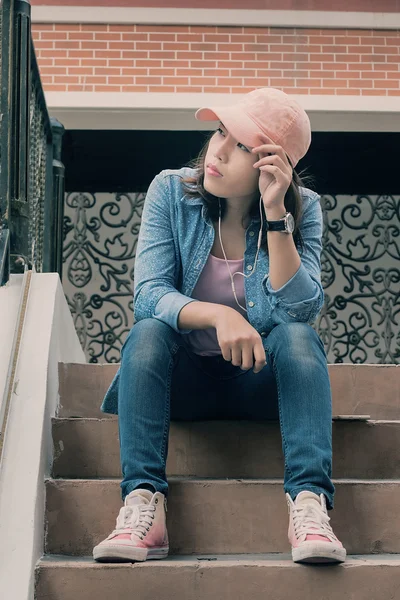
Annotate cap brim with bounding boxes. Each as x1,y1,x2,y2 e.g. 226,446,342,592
195,105,273,150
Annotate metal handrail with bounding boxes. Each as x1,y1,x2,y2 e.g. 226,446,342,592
0,0,65,286
0,229,10,286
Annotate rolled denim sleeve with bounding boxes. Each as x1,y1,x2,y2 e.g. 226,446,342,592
262,193,325,324
133,171,197,334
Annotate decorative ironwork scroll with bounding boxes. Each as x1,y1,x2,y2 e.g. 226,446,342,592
63,191,144,362
62,192,399,364
317,194,399,363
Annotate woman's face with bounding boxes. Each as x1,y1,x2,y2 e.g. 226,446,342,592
203,122,260,200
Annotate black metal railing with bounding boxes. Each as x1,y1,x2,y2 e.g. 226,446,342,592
0,0,65,286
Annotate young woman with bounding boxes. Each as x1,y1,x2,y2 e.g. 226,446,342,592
93,87,346,565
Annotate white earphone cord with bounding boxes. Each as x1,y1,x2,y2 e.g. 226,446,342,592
218,195,264,314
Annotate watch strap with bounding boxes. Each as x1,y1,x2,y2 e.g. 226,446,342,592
266,212,289,232
266,220,287,231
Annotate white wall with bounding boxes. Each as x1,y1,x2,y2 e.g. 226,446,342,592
0,273,86,600
0,275,24,436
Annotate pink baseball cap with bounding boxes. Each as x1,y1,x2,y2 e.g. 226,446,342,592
195,87,311,167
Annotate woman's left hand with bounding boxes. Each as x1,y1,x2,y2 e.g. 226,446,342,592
252,137,293,212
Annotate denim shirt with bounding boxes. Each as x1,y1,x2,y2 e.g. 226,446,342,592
100,166,324,415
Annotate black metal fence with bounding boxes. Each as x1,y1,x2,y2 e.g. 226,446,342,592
0,0,65,286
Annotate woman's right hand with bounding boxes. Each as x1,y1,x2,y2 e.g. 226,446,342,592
213,307,267,374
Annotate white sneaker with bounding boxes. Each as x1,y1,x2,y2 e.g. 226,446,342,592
93,489,169,562
287,491,346,564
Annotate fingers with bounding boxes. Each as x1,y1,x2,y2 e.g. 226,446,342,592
253,153,288,173
223,340,267,373
221,346,232,362
252,141,285,157
260,164,288,187
252,141,291,169
229,344,262,372
230,345,242,368
240,346,254,371
253,342,267,374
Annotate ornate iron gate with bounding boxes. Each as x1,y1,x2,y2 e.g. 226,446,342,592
62,189,399,364
0,0,65,285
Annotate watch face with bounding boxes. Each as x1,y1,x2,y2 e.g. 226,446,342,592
286,213,295,233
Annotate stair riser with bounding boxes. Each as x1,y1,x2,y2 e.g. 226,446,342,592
45,479,400,556
52,419,400,479
35,559,400,600
58,363,400,420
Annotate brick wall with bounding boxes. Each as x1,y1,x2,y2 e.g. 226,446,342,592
32,24,400,96
29,0,400,10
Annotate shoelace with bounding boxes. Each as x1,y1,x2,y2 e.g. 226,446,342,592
292,503,338,543
111,504,156,539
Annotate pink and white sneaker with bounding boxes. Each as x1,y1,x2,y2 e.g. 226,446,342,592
93,489,169,562
287,491,346,564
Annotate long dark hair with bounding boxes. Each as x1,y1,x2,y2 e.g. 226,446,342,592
182,131,314,255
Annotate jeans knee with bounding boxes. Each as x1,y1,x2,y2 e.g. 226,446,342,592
265,322,324,361
121,318,180,364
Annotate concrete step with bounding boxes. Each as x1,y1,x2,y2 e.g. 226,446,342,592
57,363,400,420
52,418,400,479
45,478,400,556
35,554,400,600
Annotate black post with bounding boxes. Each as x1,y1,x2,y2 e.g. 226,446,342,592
49,117,65,278
0,0,13,284
0,230,10,286
9,0,31,273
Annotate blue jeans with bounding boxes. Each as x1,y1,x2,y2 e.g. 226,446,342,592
117,318,335,509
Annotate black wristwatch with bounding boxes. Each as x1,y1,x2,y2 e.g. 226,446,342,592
266,211,295,234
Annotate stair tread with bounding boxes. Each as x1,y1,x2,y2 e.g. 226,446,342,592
47,476,400,483
53,415,385,422
58,362,400,421
38,553,400,567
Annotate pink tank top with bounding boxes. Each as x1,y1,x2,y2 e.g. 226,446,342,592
183,253,248,356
